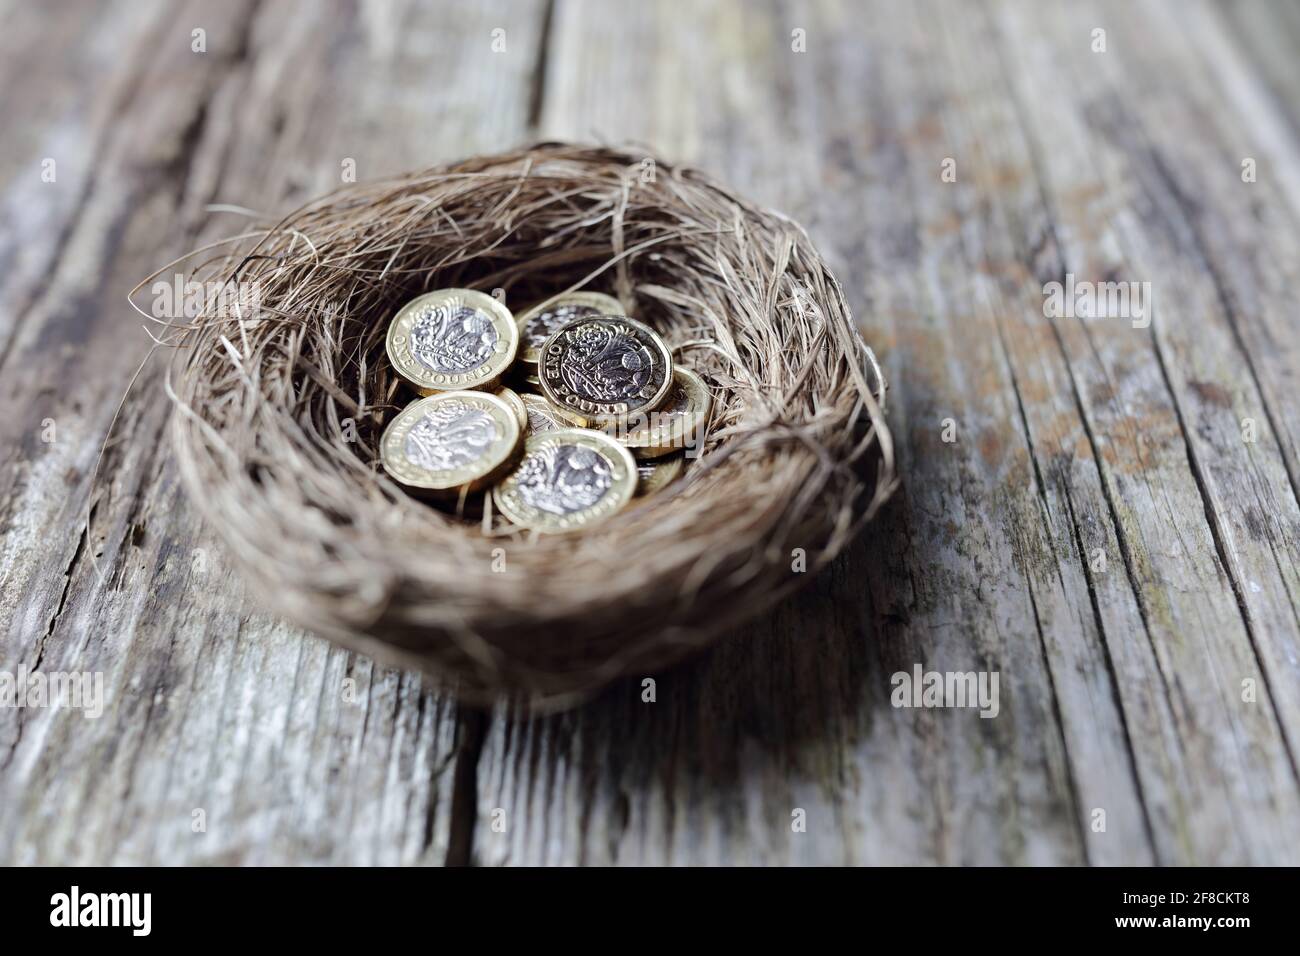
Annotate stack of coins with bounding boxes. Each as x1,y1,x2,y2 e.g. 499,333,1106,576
382,288,708,533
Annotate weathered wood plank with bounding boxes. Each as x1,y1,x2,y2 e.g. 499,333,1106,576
466,0,1300,865
472,0,1083,866
0,0,547,865
990,0,1300,861
2,0,1299,866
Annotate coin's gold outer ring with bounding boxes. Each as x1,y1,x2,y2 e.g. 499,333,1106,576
386,288,519,393
515,291,624,367
495,386,528,432
634,452,684,498
613,367,711,458
537,315,675,427
381,390,523,493
519,393,583,434
491,428,638,533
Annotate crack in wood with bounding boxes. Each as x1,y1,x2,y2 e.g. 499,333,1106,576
444,706,488,866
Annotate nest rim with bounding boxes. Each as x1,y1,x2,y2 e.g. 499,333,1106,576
160,142,895,711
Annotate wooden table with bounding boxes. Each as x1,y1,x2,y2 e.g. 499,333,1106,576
2,0,1298,866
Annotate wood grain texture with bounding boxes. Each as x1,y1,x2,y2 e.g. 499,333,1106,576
2,0,1299,865
0,0,547,865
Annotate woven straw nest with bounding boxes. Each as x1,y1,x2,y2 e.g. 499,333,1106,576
165,143,895,709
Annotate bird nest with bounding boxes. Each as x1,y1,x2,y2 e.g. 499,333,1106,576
163,143,895,709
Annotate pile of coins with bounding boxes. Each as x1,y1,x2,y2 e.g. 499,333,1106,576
381,288,711,533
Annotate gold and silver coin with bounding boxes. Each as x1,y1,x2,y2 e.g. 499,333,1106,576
386,288,518,393
538,316,673,426
515,291,623,369
492,428,637,533
495,386,529,432
615,367,712,458
381,390,522,493
635,453,684,498
520,393,580,434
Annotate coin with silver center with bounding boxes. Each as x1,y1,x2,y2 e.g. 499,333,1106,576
539,316,673,426
613,367,712,458
492,428,637,533
386,288,518,393
381,391,522,493
515,292,623,368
